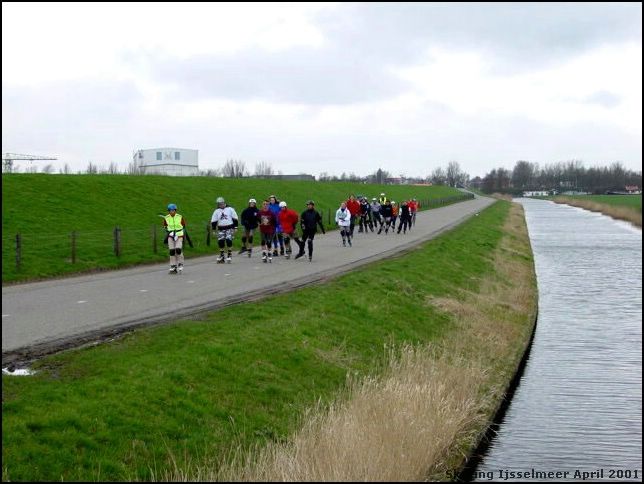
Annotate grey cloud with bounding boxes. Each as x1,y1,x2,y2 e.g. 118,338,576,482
142,3,641,105
152,46,410,105
323,3,642,68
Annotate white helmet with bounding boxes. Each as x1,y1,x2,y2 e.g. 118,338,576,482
279,201,287,208
248,198,257,204
216,197,225,205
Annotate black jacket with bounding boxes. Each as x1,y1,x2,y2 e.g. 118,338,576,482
241,206,260,229
400,204,411,221
300,209,325,233
380,203,393,217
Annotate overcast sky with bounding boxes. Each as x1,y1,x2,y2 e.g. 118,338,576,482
2,2,642,178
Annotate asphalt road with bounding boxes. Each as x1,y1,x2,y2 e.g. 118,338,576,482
2,195,494,364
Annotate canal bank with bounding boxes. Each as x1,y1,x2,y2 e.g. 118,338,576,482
468,199,642,481
2,200,540,481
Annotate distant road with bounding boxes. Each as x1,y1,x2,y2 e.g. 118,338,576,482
2,195,494,365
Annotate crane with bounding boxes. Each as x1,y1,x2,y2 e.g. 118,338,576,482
2,153,58,173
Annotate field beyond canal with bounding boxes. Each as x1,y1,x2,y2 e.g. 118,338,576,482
2,199,538,481
552,194,642,227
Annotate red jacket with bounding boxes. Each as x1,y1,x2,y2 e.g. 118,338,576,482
346,199,361,216
258,209,277,234
278,208,300,234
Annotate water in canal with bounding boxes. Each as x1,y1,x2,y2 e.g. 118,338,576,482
472,199,642,482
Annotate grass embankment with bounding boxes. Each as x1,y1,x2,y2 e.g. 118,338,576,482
2,200,537,482
552,194,642,227
2,174,466,283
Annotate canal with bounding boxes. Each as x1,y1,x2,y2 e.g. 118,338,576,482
472,198,642,482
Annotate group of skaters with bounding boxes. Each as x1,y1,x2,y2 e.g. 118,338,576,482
337,193,419,247
162,193,419,273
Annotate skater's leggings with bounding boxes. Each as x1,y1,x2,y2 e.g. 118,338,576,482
349,215,357,235
301,229,316,256
398,218,410,233
359,215,371,231
261,232,274,249
282,231,299,253
168,236,184,266
241,228,254,248
340,227,351,240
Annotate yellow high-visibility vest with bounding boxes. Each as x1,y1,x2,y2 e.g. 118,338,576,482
164,214,184,236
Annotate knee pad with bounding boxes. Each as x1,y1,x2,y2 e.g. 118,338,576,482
169,249,176,256
175,248,182,255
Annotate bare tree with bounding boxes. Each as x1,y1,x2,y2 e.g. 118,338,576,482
86,162,98,174
446,161,462,187
222,159,248,178
107,162,120,174
127,160,143,175
41,164,54,174
430,167,447,185
254,161,274,177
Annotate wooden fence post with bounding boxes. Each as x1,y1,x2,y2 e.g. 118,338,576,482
114,226,121,257
206,222,211,246
71,231,77,264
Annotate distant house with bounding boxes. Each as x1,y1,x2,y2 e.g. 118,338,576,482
625,185,641,194
523,190,549,197
133,148,199,176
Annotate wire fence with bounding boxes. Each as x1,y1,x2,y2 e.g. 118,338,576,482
3,193,473,279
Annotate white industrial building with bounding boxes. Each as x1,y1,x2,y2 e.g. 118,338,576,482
133,148,199,176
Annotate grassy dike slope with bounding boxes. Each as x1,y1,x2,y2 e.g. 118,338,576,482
2,200,537,481
2,174,464,283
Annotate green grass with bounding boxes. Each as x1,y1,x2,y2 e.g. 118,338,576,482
2,174,467,283
557,194,642,211
2,200,510,482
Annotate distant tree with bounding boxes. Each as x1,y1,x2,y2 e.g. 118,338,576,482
511,160,535,189
222,159,248,178
446,161,463,187
86,162,98,174
107,162,120,174
254,161,274,177
41,164,54,174
482,167,511,192
127,161,142,175
430,167,447,186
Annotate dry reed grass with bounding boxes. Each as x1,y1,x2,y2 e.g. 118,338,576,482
490,193,514,201
553,197,642,227
161,203,537,482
